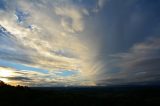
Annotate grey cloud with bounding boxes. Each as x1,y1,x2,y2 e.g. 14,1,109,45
0,25,35,64
100,38,160,85
51,49,78,59
93,0,107,12
5,76,32,81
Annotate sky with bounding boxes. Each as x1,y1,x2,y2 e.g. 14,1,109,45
0,0,160,87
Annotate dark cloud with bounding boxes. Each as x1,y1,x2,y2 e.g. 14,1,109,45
90,0,160,54
100,38,160,85
6,76,32,81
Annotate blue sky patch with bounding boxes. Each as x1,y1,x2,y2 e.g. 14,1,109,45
55,70,78,77
0,59,48,74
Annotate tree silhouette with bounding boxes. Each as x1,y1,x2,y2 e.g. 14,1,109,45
0,80,6,86
0,80,14,87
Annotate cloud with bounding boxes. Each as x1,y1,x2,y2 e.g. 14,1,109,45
99,38,160,85
98,0,107,8
54,3,88,33
2,0,159,87
0,0,98,86
5,76,32,81
93,0,107,13
1,0,160,87
0,66,41,86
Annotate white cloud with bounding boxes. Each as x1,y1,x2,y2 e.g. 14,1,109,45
54,4,88,33
0,0,100,86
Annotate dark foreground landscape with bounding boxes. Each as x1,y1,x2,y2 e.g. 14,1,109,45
0,81,160,106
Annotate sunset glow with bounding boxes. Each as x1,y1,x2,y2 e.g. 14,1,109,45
0,70,12,77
